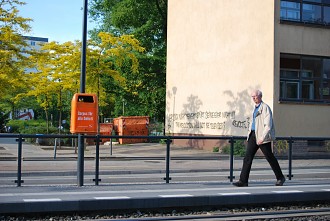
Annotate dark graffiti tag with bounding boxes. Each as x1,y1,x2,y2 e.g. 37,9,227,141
168,111,235,121
167,111,250,132
175,121,226,130
232,117,250,129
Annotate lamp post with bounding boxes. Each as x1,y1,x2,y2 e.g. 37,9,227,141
122,98,126,116
77,0,88,187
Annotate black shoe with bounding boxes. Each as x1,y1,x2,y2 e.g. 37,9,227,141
276,177,286,186
232,181,248,187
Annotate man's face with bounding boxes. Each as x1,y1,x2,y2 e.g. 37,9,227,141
251,92,262,105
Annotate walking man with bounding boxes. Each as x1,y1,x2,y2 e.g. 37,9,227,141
233,90,285,187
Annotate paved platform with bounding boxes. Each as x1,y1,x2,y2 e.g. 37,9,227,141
1,180,330,214
1,136,330,214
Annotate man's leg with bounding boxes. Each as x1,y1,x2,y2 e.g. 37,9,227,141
239,132,259,183
259,142,284,180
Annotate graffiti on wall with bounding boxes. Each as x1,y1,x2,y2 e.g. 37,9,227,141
167,110,250,134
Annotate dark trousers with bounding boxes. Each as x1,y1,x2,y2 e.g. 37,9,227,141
239,131,284,183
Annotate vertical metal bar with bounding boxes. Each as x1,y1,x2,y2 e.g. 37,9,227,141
164,137,172,183
77,134,85,186
15,134,24,187
74,137,77,154
228,137,235,182
54,138,57,159
94,135,101,185
80,0,88,93
77,0,88,187
110,138,113,156
288,137,293,180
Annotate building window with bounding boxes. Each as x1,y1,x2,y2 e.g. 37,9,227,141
303,3,322,23
325,6,330,24
281,0,330,26
281,1,300,21
30,41,35,46
280,54,330,103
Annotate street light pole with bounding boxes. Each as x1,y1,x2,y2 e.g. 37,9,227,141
80,0,88,93
77,0,88,187
122,99,125,116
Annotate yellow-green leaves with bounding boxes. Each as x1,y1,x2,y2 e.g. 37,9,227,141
0,0,32,98
24,32,144,115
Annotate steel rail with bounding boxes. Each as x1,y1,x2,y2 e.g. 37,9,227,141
96,208,330,220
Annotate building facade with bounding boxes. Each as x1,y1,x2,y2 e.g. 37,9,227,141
166,0,330,149
10,36,49,120
22,36,48,73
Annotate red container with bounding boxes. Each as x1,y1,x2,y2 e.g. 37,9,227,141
99,123,113,143
86,123,113,145
113,116,149,144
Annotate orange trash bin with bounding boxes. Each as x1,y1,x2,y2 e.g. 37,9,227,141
70,93,98,134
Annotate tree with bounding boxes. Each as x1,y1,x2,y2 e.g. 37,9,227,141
0,0,33,116
23,42,80,133
87,32,145,120
24,32,144,131
89,0,167,122
0,108,10,132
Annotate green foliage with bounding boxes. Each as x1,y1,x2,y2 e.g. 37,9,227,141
213,146,219,152
325,141,330,152
0,0,33,110
7,119,59,143
19,125,58,135
20,126,59,144
0,110,10,132
274,140,289,154
148,122,164,135
89,0,167,122
6,119,53,134
89,0,167,52
222,140,246,157
2,0,167,128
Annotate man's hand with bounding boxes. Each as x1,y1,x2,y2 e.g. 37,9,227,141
257,140,263,145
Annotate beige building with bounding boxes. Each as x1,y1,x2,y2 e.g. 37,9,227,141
22,36,49,73
166,0,330,149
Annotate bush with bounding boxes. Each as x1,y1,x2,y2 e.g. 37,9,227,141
0,110,10,132
7,120,61,145
274,140,289,155
6,120,48,133
222,140,246,157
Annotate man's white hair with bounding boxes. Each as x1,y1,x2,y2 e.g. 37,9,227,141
252,89,262,97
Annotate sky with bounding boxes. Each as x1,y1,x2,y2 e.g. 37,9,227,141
17,0,97,43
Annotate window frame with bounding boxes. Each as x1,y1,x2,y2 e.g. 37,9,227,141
280,54,330,104
280,0,330,27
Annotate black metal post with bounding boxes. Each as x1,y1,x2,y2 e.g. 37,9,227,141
77,134,85,186
80,0,88,93
53,138,57,159
288,137,294,180
228,137,235,182
164,137,172,183
110,138,113,155
77,0,88,187
15,134,24,187
94,135,101,185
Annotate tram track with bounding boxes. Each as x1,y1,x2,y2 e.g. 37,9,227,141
3,206,330,220
121,208,330,221
77,207,330,220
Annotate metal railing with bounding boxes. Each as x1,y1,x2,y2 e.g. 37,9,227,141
0,133,329,187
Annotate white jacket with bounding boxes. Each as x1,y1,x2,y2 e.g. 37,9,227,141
247,102,275,144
